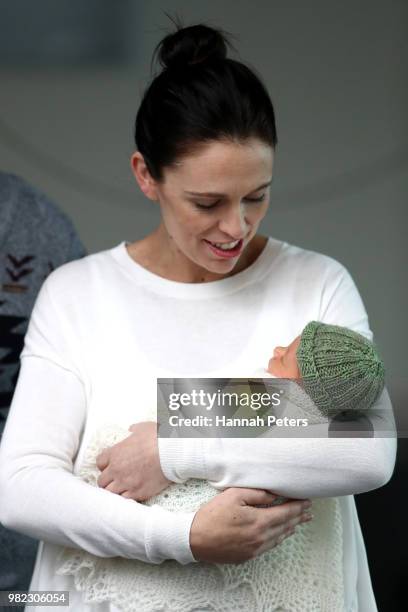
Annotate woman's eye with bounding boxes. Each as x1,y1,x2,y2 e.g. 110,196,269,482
194,194,266,210
245,194,266,203
194,201,218,210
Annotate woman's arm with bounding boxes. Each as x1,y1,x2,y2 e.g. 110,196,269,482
0,354,196,565
158,261,397,498
0,355,316,566
159,391,396,498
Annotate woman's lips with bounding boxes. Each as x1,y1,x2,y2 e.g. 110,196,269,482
204,239,244,258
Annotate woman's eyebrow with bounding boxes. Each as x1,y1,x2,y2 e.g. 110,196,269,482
184,180,272,197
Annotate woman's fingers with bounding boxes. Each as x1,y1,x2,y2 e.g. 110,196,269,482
262,498,311,529
96,449,110,470
104,481,127,495
97,469,113,488
256,511,314,555
189,487,311,564
231,489,313,539
267,510,313,539
121,490,134,499
238,487,279,506
275,529,294,545
96,470,131,496
286,511,313,529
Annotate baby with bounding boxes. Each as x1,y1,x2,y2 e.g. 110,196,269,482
264,320,385,419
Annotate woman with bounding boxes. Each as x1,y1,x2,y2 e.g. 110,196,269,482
0,21,396,612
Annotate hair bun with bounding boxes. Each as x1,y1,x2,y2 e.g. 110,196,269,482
157,23,229,70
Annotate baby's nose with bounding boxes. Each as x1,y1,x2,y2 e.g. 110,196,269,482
273,346,286,357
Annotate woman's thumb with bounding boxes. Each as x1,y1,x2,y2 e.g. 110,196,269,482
236,487,279,506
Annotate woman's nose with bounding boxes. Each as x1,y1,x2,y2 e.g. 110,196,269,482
218,204,248,239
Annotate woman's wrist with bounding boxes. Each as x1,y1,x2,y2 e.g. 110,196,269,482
144,505,198,565
158,437,208,483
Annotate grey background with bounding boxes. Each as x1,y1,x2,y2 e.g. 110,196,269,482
0,1,406,608
0,1,406,404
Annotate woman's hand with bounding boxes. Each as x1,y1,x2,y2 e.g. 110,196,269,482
190,488,313,564
96,422,172,500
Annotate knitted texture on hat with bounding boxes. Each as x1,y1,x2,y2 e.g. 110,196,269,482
296,321,385,417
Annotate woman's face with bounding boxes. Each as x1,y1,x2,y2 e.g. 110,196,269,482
132,138,274,281
267,336,302,378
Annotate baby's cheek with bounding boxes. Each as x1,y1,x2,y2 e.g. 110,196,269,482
285,354,300,378
267,356,284,376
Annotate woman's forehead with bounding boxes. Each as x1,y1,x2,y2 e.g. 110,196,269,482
167,139,274,191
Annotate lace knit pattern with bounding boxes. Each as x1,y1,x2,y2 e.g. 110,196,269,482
56,425,345,612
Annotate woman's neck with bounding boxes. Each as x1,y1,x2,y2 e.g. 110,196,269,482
126,228,268,284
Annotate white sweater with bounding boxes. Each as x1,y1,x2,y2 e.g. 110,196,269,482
0,237,396,611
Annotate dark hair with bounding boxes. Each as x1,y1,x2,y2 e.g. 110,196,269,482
134,17,277,182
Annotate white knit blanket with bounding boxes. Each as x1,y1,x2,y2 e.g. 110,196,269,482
56,420,345,612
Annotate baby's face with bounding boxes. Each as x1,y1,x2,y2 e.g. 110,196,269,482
267,335,301,378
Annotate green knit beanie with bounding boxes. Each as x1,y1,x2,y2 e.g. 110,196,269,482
296,321,385,418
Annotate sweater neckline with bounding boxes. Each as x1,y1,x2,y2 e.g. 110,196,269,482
111,236,283,298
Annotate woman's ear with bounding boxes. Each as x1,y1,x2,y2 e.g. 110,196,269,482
130,152,159,201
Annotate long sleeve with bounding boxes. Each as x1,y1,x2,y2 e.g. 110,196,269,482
158,258,397,498
0,276,196,565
